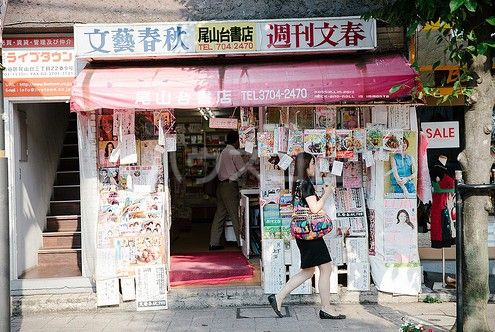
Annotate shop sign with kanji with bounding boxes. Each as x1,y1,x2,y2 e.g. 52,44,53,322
74,16,376,58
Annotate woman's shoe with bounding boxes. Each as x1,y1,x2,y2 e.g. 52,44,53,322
319,310,346,319
268,294,284,318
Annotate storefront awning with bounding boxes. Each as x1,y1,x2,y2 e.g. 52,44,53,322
70,54,417,112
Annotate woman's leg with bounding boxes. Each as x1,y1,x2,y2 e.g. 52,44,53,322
317,262,338,314
274,267,315,311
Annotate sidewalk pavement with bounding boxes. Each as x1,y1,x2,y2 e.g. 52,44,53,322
10,302,495,332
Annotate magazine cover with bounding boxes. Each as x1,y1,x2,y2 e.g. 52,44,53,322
153,109,176,135
287,130,304,156
239,125,256,149
352,129,365,153
384,130,418,199
335,130,353,159
99,141,120,167
343,161,362,188
325,128,336,158
315,106,337,128
339,107,360,129
277,127,289,153
366,125,385,151
257,131,275,157
382,129,403,153
135,111,156,140
140,140,161,166
303,129,326,156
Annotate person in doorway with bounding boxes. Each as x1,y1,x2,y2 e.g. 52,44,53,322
390,137,417,196
268,152,346,320
209,131,246,250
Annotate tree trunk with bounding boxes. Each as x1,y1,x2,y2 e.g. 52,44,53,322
456,53,494,332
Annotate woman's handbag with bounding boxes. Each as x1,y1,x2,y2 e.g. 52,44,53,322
290,206,333,240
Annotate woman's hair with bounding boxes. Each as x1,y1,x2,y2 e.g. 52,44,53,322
396,209,414,229
291,152,314,197
104,142,115,157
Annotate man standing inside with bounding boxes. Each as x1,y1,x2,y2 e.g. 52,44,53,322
209,131,245,250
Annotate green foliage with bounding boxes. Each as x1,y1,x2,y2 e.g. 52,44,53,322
365,0,494,101
423,295,443,303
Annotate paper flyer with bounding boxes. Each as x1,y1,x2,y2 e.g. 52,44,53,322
96,278,120,307
135,265,168,311
303,129,326,156
120,134,138,165
113,109,135,136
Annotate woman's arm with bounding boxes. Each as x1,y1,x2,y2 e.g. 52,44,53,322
305,185,333,214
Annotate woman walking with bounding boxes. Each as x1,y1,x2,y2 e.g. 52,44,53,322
268,152,346,320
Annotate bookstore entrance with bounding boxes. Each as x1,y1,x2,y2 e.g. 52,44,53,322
168,108,261,287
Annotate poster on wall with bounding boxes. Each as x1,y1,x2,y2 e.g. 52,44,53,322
383,199,419,266
262,239,286,294
383,130,417,199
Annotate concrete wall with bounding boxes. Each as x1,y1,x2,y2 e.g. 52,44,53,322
14,103,69,277
4,0,382,30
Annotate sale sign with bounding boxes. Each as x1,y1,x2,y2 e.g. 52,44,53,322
421,121,460,148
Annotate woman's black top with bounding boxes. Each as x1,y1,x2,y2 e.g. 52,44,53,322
293,177,331,269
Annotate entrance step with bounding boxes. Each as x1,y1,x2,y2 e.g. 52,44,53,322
38,248,81,266
42,231,81,249
46,215,81,232
61,144,79,158
49,200,80,216
63,131,78,144
54,171,80,186
52,185,80,200
58,157,80,171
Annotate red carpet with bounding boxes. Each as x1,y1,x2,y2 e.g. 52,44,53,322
169,251,254,286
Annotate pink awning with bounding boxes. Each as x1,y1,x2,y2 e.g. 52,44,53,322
70,54,417,112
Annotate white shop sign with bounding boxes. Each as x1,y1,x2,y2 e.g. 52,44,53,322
421,121,460,148
209,117,238,129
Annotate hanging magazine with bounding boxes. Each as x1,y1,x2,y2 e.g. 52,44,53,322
287,130,304,156
303,129,326,156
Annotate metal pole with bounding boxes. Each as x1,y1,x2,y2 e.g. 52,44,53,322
0,54,11,329
0,157,9,332
454,170,463,332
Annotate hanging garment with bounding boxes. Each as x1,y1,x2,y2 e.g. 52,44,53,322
430,174,455,248
417,132,432,204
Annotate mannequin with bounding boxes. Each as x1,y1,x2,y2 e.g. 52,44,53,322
430,154,455,248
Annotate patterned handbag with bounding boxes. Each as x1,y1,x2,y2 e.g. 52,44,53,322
290,181,332,240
